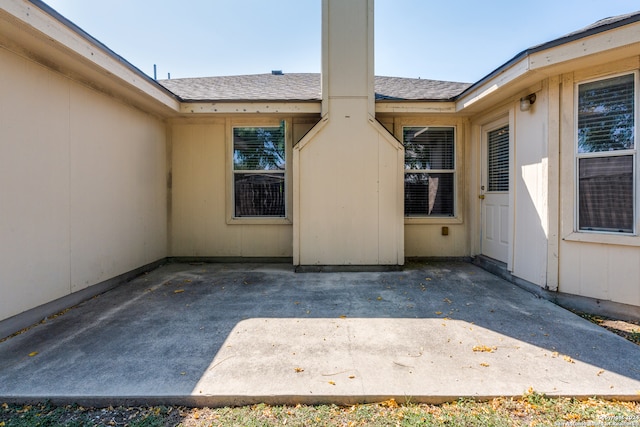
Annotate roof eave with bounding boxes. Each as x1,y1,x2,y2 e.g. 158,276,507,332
179,100,322,115
455,12,640,113
177,98,459,115
1,0,181,116
375,99,458,114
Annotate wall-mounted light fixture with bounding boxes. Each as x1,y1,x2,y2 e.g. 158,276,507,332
520,93,536,112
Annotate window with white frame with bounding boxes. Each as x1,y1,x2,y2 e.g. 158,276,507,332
487,125,510,192
403,126,455,217
576,73,636,234
233,122,286,218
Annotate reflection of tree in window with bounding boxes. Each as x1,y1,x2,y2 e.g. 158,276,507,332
233,127,285,170
403,127,455,217
577,74,635,233
233,122,286,217
578,74,634,153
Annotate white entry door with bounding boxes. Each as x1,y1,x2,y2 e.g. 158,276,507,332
481,122,510,263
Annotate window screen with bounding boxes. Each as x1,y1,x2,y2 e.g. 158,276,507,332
578,156,633,232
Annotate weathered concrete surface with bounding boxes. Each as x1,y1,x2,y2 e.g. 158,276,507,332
0,261,638,406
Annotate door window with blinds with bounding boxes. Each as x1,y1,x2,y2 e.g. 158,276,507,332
233,122,286,217
487,125,509,192
576,73,636,234
403,126,455,217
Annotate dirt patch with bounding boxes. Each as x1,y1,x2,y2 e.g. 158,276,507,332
574,311,640,345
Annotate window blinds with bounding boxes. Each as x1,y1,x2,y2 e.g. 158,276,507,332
578,74,635,153
487,125,509,192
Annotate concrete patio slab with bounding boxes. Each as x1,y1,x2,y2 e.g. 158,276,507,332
0,261,639,406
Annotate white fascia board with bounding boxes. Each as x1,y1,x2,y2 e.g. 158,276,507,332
529,22,640,71
456,21,640,114
456,57,530,112
375,102,457,114
180,102,322,115
181,101,457,115
1,0,180,113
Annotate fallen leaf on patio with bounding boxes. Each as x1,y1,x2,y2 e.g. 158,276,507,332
480,363,490,367
377,296,382,301
472,346,496,353
339,315,347,319
597,370,604,376
28,351,38,357
180,372,186,375
443,298,452,304
563,355,575,364
349,375,355,379
435,311,443,315
551,351,559,358
294,367,304,373
174,289,184,294
425,278,432,281
328,381,336,385
294,301,300,305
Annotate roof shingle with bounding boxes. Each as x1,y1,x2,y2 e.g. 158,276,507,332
159,73,471,102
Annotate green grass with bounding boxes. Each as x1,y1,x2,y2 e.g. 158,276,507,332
2,394,639,427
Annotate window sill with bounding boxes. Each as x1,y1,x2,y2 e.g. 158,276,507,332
405,216,463,225
227,217,292,226
563,231,640,247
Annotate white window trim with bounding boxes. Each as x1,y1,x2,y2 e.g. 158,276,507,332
485,123,510,194
573,71,638,237
226,118,292,225
401,124,462,224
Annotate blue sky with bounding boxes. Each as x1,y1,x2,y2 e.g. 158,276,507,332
43,0,638,83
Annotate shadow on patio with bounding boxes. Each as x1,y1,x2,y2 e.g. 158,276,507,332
0,261,638,406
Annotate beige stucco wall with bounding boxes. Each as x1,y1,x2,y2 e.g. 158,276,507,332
171,112,475,262
511,87,550,287
170,112,477,262
469,91,552,288
390,116,471,258
169,117,317,258
294,100,404,265
560,241,640,304
0,47,167,322
468,57,640,307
